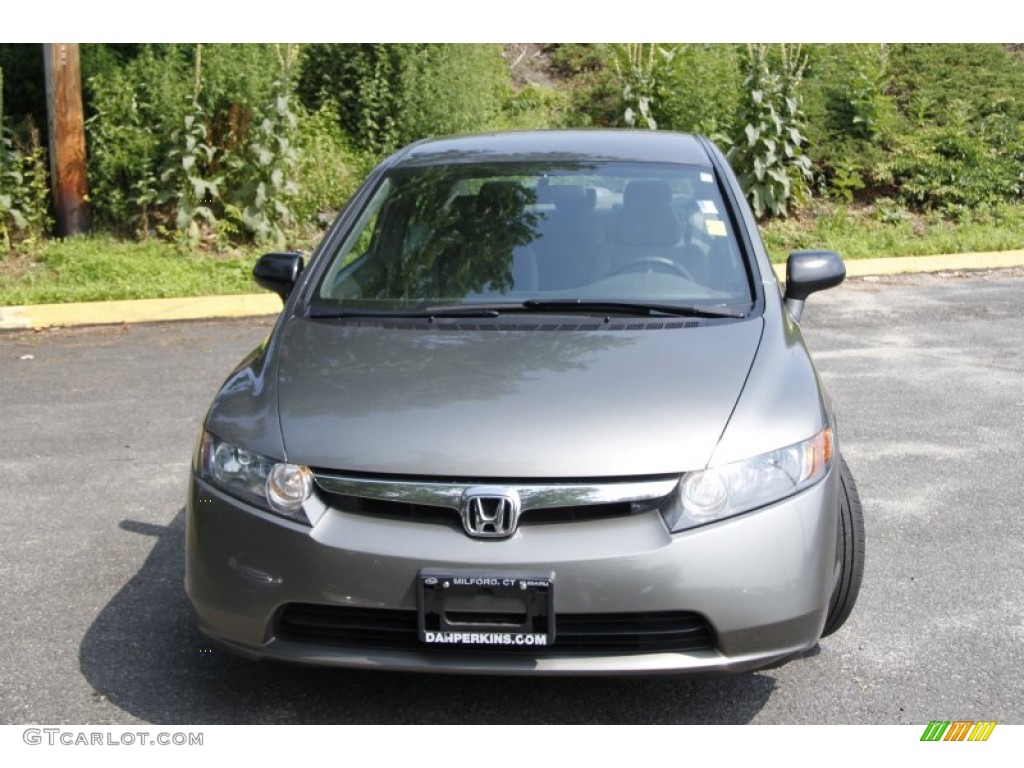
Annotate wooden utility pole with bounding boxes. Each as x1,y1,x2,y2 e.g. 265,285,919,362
43,43,90,236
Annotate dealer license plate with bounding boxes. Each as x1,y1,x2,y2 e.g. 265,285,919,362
417,568,555,647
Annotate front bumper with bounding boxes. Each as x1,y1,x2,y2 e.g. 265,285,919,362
185,470,838,675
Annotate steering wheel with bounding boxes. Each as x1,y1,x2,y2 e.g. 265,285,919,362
607,256,694,281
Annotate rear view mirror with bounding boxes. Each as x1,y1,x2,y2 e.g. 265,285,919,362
254,252,305,301
784,250,845,321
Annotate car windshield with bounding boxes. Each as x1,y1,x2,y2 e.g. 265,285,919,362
312,160,753,314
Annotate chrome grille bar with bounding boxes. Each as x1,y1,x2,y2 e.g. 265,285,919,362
313,474,678,511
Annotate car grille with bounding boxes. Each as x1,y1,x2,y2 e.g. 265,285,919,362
312,473,678,529
276,604,716,655
317,492,638,528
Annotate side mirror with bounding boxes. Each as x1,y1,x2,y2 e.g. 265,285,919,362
784,250,845,321
253,252,305,301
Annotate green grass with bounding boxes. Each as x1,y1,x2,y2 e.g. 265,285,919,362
761,202,1024,262
0,235,260,306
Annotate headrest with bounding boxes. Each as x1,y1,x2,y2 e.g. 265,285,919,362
623,179,674,208
618,180,681,247
547,185,595,215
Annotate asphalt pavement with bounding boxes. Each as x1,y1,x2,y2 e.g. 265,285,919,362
1,267,1022,724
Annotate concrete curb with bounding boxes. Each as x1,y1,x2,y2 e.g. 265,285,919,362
2,250,1023,331
0,293,283,331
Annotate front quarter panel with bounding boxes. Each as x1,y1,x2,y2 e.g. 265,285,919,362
709,289,831,466
203,333,286,461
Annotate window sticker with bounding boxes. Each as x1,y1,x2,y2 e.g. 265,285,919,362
698,199,718,215
700,172,714,184
706,219,728,237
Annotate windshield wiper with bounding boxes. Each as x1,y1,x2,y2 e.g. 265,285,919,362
520,299,746,319
309,306,501,319
310,300,746,320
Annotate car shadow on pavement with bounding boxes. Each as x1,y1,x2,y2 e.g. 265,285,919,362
80,510,779,725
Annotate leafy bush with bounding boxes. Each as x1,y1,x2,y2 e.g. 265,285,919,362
160,106,221,245
880,108,1024,212
396,44,508,144
727,44,813,218
653,44,742,138
887,44,1024,125
297,44,510,157
1,67,51,250
0,45,47,131
297,44,403,156
86,44,305,247
291,100,366,227
225,83,300,249
85,46,191,234
799,45,895,201
611,44,659,129
497,82,574,130
543,44,620,127
805,44,891,143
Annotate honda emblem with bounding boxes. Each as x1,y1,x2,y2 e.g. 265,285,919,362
461,487,521,538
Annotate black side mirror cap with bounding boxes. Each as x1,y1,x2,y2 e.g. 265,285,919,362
784,250,845,321
253,252,305,301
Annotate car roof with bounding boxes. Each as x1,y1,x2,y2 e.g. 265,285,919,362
392,130,712,168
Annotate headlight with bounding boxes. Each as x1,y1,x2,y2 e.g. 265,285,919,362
195,432,314,524
664,427,833,533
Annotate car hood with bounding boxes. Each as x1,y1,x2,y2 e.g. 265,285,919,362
274,317,764,478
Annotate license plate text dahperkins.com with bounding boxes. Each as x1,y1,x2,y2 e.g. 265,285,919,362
423,632,548,645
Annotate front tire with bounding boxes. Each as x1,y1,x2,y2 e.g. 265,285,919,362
821,455,865,637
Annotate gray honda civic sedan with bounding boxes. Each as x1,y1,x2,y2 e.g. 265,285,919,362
187,130,864,675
